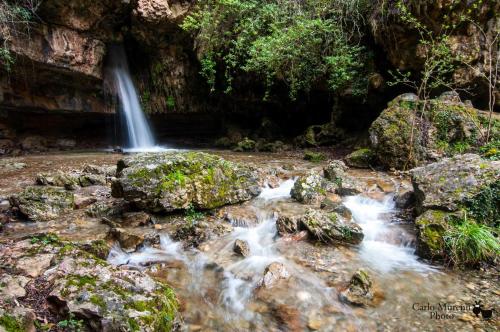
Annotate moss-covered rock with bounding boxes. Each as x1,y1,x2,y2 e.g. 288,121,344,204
300,208,364,244
411,154,500,213
414,209,455,259
323,160,364,196
9,186,75,222
339,269,374,306
112,152,261,212
233,137,256,152
290,171,332,204
295,123,345,147
344,148,375,168
0,238,179,332
303,151,326,162
36,171,79,190
369,93,500,169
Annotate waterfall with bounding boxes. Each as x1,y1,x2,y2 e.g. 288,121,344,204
109,45,156,151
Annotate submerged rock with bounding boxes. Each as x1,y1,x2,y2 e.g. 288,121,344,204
112,152,261,212
301,208,364,245
233,239,250,257
339,270,374,306
258,262,290,288
411,154,500,213
9,186,75,222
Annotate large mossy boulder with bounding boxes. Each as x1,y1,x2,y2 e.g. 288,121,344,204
411,154,500,213
414,210,455,259
369,93,499,169
111,152,261,212
9,186,75,221
410,154,500,261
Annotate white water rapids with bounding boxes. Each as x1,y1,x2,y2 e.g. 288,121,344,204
107,179,439,330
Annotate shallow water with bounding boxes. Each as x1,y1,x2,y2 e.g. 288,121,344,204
106,180,479,331
1,151,497,331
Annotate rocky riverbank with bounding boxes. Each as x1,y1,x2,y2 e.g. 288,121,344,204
0,149,498,331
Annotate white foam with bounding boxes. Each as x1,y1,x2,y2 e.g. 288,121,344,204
258,178,296,200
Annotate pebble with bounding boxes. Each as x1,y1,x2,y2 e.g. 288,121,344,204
307,315,323,330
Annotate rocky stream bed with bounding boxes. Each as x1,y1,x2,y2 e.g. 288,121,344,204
0,150,498,332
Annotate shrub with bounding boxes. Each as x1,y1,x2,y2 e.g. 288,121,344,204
181,0,372,100
0,0,41,71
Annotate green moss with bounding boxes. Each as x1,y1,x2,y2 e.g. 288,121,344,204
303,151,326,162
0,315,23,332
464,181,500,228
90,294,106,310
125,286,178,331
66,275,97,289
128,318,141,332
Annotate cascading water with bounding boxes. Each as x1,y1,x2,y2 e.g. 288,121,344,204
344,195,435,273
109,45,159,152
106,178,450,331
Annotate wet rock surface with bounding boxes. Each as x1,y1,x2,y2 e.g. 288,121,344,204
369,94,500,170
112,152,261,212
0,151,499,332
290,171,332,204
233,239,250,257
339,270,374,306
411,154,500,212
258,262,290,289
300,208,364,245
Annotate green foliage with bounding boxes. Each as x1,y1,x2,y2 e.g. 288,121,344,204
387,0,483,99
57,313,84,332
0,0,41,71
182,0,372,99
465,181,500,228
166,95,175,109
480,139,500,160
185,203,204,225
0,314,23,332
30,233,60,245
444,213,499,266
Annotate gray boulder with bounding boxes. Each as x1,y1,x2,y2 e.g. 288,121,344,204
301,208,363,245
411,154,500,213
9,186,74,222
112,152,261,212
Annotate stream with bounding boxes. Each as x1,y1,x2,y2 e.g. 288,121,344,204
0,151,496,331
